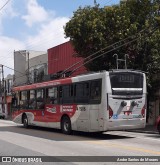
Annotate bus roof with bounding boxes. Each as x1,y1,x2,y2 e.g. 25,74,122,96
12,70,144,91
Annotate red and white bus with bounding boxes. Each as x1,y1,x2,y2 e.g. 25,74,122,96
11,70,147,134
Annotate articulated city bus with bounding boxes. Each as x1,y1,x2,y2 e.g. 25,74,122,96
11,70,147,134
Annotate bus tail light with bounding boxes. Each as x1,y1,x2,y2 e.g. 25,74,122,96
141,106,145,118
108,106,113,119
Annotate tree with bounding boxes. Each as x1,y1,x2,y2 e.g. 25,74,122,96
64,0,160,77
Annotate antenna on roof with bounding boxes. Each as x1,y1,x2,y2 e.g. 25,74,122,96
113,54,129,69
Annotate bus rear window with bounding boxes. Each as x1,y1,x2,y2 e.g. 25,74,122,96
109,72,143,95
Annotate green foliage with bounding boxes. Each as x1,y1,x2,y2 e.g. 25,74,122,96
64,0,160,92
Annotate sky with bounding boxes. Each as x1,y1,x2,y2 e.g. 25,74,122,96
0,0,119,76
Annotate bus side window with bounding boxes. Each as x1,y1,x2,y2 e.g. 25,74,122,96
59,86,62,104
46,87,58,104
62,85,74,104
90,80,101,104
29,90,36,109
75,82,89,103
12,92,19,110
19,91,28,109
36,89,45,110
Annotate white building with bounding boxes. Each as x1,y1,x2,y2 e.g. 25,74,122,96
14,50,48,86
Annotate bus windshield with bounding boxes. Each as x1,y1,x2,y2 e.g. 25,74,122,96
109,72,143,95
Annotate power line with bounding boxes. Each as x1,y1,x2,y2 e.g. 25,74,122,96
61,27,148,75
2,64,24,75
69,26,158,76
0,0,11,11
103,0,113,6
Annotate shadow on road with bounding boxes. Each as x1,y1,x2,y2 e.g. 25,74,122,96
0,124,134,141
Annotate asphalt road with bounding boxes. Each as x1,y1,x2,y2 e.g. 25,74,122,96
0,119,160,165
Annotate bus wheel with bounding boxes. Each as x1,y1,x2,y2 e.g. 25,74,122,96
23,115,29,128
61,116,72,135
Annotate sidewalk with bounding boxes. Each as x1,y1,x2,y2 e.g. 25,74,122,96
126,125,159,134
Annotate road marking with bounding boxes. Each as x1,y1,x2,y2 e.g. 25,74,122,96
87,140,160,155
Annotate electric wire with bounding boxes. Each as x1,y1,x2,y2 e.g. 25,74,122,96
0,0,11,11
61,27,149,75
13,25,158,82
69,26,158,75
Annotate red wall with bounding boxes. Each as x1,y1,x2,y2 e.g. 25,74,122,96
48,41,87,77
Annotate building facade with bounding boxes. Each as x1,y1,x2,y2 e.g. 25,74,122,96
14,50,48,86
48,41,87,77
14,50,27,86
0,74,14,119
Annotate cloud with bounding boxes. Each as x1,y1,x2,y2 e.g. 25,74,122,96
26,16,69,51
0,0,18,34
22,0,54,27
21,0,69,49
0,0,70,76
0,36,25,75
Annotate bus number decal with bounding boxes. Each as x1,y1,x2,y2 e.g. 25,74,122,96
77,107,86,111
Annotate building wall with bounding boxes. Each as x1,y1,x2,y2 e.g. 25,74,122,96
14,50,27,86
48,41,87,77
0,74,13,119
14,50,47,86
27,53,48,83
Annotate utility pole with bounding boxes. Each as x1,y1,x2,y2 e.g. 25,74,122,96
0,67,2,115
0,67,1,97
0,65,6,114
27,51,30,84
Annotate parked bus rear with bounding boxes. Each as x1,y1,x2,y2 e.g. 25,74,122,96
104,70,146,131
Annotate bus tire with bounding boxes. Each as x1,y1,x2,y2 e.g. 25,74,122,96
23,114,29,128
61,116,72,135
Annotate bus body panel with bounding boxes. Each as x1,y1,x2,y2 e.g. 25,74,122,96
12,70,147,133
